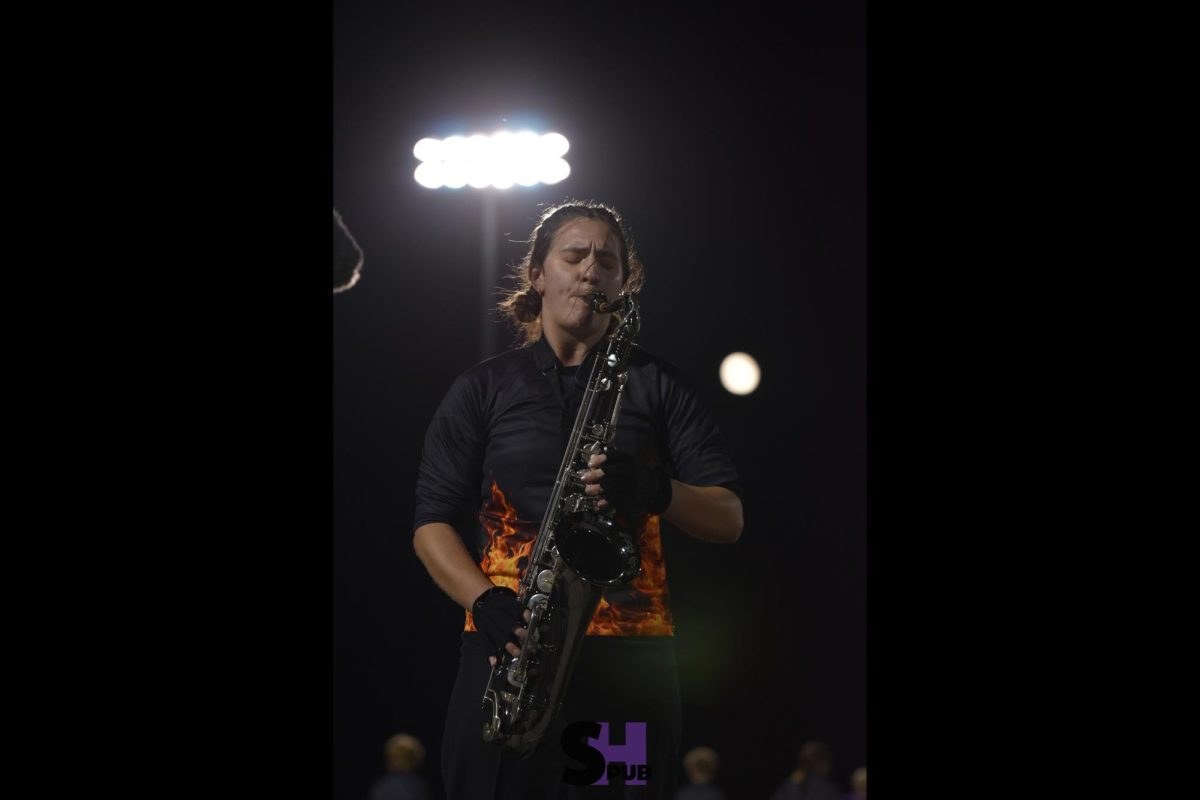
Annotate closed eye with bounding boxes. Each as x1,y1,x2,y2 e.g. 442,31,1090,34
561,246,620,269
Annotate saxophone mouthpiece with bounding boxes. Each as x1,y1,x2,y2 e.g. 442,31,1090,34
588,290,625,314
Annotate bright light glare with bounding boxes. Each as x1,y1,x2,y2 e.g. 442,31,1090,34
539,157,570,185
413,138,442,162
413,161,444,189
442,162,467,189
443,136,467,162
719,352,761,396
466,163,491,189
412,129,571,189
541,132,569,156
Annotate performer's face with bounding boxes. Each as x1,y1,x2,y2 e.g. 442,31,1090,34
532,218,625,340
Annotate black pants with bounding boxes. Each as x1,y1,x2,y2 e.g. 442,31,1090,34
442,633,682,800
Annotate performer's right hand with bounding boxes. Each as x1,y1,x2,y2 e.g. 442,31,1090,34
488,609,532,666
471,586,529,665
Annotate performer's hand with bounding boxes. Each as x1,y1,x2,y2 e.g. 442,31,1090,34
583,450,672,516
473,586,527,663
488,609,532,667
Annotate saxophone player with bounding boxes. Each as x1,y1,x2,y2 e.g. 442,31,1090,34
413,200,743,799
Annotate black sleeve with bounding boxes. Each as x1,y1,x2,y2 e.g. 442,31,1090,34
413,370,486,530
659,362,742,497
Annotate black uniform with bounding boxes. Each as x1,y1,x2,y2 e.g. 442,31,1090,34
415,335,740,799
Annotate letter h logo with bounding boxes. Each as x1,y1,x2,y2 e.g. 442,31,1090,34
589,722,648,786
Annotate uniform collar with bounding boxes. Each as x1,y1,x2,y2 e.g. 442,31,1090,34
530,335,604,374
529,335,605,384
530,335,558,372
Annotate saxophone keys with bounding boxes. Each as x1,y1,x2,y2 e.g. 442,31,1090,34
536,569,555,593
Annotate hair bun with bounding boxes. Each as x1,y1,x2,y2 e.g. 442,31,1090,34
514,289,542,322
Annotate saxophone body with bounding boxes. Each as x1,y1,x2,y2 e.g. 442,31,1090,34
481,291,643,756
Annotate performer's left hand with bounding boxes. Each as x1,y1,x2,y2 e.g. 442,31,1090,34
582,450,672,516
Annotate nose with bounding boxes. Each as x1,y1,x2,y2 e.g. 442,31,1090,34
581,258,599,283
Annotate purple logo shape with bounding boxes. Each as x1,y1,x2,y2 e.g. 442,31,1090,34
589,722,648,785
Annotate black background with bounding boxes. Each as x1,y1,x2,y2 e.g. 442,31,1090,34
334,2,865,798
24,0,1071,793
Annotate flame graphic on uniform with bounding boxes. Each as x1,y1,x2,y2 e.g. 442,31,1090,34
464,481,674,636
586,514,674,636
464,480,535,632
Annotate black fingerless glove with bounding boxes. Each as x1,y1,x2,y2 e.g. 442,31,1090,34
599,449,673,516
471,586,525,654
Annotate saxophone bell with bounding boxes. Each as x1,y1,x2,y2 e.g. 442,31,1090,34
556,510,641,587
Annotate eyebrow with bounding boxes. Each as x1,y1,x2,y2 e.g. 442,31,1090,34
560,244,620,258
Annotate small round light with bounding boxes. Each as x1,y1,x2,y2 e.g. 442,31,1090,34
719,352,761,395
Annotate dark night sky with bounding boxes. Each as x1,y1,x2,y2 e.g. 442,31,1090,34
334,2,866,798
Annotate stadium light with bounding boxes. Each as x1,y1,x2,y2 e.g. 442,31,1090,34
413,129,572,358
413,130,571,190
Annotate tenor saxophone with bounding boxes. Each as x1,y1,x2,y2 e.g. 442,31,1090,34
481,289,643,756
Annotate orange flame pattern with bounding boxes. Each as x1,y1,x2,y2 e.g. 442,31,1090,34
464,480,535,632
464,481,674,636
586,514,674,635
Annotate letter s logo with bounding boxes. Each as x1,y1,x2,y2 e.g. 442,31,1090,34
561,720,605,786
